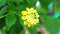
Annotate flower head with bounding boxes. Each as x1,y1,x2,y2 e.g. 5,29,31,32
21,7,39,27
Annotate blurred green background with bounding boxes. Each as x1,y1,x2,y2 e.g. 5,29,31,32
0,0,60,34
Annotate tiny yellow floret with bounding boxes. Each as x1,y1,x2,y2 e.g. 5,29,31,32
21,11,28,15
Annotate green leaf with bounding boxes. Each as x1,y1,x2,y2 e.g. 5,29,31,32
5,13,16,31
0,0,5,6
0,6,7,16
39,0,52,10
18,5,26,12
28,28,37,34
18,0,24,2
7,22,23,34
44,16,58,34
19,16,24,27
20,30,25,34
26,0,37,6
6,0,16,11
0,18,5,29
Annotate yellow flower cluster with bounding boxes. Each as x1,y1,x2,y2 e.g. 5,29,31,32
21,7,39,27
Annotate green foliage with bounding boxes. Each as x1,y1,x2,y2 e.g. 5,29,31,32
0,0,5,6
18,0,24,2
28,28,37,34
26,0,37,6
20,30,25,34
0,6,7,16
5,13,16,30
0,0,59,34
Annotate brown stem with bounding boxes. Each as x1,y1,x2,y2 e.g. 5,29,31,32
39,17,44,26
24,27,30,34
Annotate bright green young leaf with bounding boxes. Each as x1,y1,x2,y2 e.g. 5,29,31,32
5,13,16,31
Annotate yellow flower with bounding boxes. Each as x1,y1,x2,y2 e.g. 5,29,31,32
21,7,39,27
21,11,28,15
22,16,27,20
